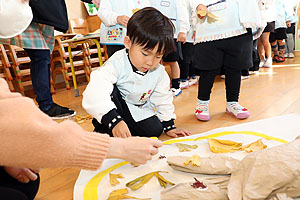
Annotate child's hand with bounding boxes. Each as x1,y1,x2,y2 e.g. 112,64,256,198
177,32,187,43
117,15,130,27
196,4,208,19
112,120,132,138
166,128,191,138
4,167,39,183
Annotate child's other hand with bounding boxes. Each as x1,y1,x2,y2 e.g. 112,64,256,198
112,120,132,138
177,32,187,43
166,128,191,138
196,4,208,19
117,15,130,27
4,167,39,183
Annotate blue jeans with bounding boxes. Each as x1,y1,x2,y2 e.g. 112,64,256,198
24,49,53,111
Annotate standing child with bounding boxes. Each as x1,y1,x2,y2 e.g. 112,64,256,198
179,0,198,89
191,0,263,121
285,1,298,58
83,7,191,138
98,0,150,57
150,0,190,96
269,0,291,63
257,0,276,67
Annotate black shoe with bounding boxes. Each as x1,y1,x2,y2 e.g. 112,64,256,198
43,103,76,119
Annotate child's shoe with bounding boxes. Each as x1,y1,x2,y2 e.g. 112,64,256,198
195,102,210,121
171,88,182,96
284,53,289,58
226,102,250,119
188,77,198,86
180,80,189,89
273,55,279,62
259,59,265,68
276,56,285,62
288,52,294,58
263,57,272,68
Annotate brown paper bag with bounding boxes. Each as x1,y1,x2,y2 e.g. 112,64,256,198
161,178,228,200
167,155,239,175
228,139,300,200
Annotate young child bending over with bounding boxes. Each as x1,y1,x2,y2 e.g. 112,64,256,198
83,7,191,138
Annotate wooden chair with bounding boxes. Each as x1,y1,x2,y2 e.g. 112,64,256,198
51,34,91,90
0,44,14,92
69,18,108,70
5,45,55,95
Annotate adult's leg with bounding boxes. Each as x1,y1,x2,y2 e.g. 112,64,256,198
24,49,53,111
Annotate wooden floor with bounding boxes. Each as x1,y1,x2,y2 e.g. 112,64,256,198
35,53,300,199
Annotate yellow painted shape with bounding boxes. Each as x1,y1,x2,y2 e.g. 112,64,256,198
83,131,288,200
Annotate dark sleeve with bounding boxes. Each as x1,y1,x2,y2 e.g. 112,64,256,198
162,119,176,133
101,108,124,130
80,0,93,3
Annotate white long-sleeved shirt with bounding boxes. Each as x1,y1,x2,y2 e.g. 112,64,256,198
191,0,263,43
82,49,176,123
150,0,190,38
98,0,150,45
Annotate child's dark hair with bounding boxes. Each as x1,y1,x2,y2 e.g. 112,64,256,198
127,7,175,55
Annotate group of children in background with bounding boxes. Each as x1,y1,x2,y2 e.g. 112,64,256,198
259,0,298,68
83,0,299,139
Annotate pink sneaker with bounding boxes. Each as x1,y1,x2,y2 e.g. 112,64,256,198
226,102,250,119
195,103,210,121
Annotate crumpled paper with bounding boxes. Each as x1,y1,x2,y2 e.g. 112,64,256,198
167,155,238,175
161,176,229,200
228,139,300,200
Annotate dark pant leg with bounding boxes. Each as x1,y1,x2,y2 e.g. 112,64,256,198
0,168,40,200
106,45,125,57
179,59,189,80
197,68,220,101
24,49,53,111
93,85,163,137
224,66,241,102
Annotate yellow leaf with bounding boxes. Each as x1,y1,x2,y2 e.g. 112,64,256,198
126,171,174,191
197,10,218,20
109,173,124,186
107,188,150,200
184,154,201,167
241,138,267,153
108,188,128,198
208,138,242,153
176,143,198,152
197,10,208,17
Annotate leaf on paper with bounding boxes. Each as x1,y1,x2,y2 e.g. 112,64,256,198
109,173,124,186
208,138,242,153
184,154,201,167
191,178,207,189
241,138,267,153
107,188,150,200
176,143,198,152
126,171,175,190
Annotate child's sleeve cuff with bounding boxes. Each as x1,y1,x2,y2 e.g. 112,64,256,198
101,109,123,130
162,119,176,133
